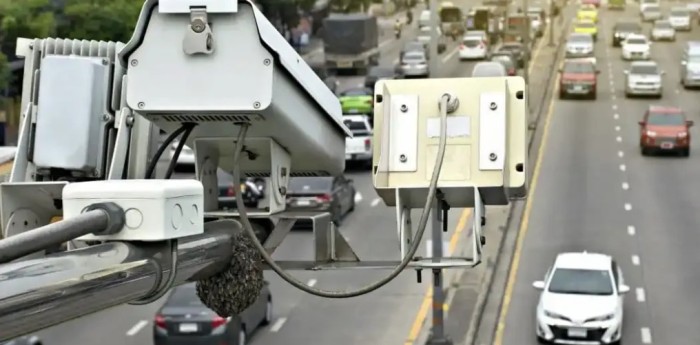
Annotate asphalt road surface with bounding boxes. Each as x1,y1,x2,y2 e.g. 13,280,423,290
495,3,700,345
31,1,495,345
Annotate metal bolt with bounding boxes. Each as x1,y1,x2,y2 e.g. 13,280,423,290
191,19,206,33
253,102,261,109
263,59,271,66
102,114,111,121
279,186,287,195
490,102,497,110
102,59,109,65
489,153,497,161
28,42,34,49
126,115,135,126
399,154,407,162
400,104,408,112
137,102,145,109
130,59,138,66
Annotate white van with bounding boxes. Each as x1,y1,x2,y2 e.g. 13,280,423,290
419,10,431,27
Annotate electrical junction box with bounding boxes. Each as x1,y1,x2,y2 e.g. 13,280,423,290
372,77,528,208
63,179,204,241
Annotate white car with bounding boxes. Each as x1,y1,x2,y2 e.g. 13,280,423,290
641,4,662,22
459,36,489,60
650,20,676,41
621,34,651,60
534,252,629,345
625,60,664,97
342,115,373,167
640,0,659,13
669,7,692,31
565,33,595,59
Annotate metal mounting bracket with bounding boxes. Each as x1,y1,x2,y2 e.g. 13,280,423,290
183,8,214,55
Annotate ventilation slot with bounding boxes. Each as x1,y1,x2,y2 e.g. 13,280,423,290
161,114,262,123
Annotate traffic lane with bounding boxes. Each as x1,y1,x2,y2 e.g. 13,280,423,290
607,27,700,344
500,43,647,344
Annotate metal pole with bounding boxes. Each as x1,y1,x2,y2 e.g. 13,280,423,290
425,196,452,345
429,0,439,77
548,0,555,46
0,223,237,341
522,0,530,83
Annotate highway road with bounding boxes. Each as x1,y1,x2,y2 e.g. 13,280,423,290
31,2,491,345
495,3,700,345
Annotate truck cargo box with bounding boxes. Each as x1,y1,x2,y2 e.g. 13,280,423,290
323,14,379,55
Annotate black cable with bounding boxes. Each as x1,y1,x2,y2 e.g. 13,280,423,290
129,240,179,305
144,125,189,179
164,124,196,179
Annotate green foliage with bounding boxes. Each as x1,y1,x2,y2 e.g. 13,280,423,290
58,0,143,43
0,52,9,91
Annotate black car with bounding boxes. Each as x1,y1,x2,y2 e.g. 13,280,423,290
496,42,526,68
310,64,339,93
364,66,401,89
286,176,356,227
0,336,42,345
611,21,643,47
154,282,272,345
217,169,264,209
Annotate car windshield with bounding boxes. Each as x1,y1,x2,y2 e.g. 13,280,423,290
569,34,592,43
466,31,485,37
343,119,370,132
648,113,685,125
403,53,426,62
564,62,595,73
646,6,660,12
576,22,595,29
368,67,393,78
463,38,482,47
405,42,424,51
671,9,689,16
167,283,204,306
548,268,614,295
288,177,333,194
626,38,647,44
500,44,522,51
630,64,658,74
615,23,641,31
473,63,505,76
341,88,370,96
654,21,672,28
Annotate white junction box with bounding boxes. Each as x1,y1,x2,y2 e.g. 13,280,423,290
63,180,204,241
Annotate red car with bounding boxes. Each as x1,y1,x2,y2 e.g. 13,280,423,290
639,105,693,156
559,60,599,99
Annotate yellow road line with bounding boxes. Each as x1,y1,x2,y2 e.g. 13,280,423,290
492,55,564,345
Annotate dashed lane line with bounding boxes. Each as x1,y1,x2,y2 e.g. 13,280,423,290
641,327,653,343
636,288,646,302
624,203,632,211
632,255,640,265
126,320,148,336
371,198,382,207
270,317,288,332
628,226,636,236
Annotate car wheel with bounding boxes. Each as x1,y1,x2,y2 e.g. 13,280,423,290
332,205,343,227
559,90,566,99
349,191,356,212
590,92,597,100
238,326,248,345
536,335,548,344
683,148,690,157
641,147,649,156
263,297,273,325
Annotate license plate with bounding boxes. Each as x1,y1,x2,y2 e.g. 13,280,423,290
661,142,674,149
337,61,353,68
567,327,587,338
296,200,311,206
179,323,198,333
574,85,583,91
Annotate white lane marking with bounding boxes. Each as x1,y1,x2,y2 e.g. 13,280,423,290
371,198,382,207
632,255,640,265
628,225,636,235
354,192,363,203
270,317,288,332
641,327,652,343
675,89,680,94
618,150,624,158
636,287,646,302
612,104,618,110
307,279,317,287
126,320,148,336
442,47,459,63
616,136,622,142
620,164,626,171
610,81,614,87
611,94,616,100
624,203,632,211
622,182,629,190
614,113,619,120
615,126,621,131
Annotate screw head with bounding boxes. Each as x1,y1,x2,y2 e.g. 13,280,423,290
191,19,206,33
130,59,138,66
489,153,497,161
102,114,110,121
489,102,497,110
264,59,271,65
253,102,261,109
400,104,408,112
399,154,407,162
137,102,145,109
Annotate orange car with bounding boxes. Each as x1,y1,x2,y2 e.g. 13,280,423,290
639,105,693,156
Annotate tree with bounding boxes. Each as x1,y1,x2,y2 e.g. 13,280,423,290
0,0,56,90
57,0,143,43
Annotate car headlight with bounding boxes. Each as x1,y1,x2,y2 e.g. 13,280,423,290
588,313,615,322
647,130,657,137
544,310,570,321
678,132,688,138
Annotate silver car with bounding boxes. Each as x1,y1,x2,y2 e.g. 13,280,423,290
471,62,507,77
650,20,675,41
680,44,700,88
565,33,595,58
400,51,430,78
624,61,664,97
641,4,662,22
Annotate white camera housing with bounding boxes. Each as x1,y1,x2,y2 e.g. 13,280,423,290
63,179,204,241
372,77,529,208
120,0,351,176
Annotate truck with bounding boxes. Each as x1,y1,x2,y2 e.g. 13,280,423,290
466,7,500,42
322,14,380,74
608,0,626,10
503,14,535,46
342,115,373,168
439,3,465,39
